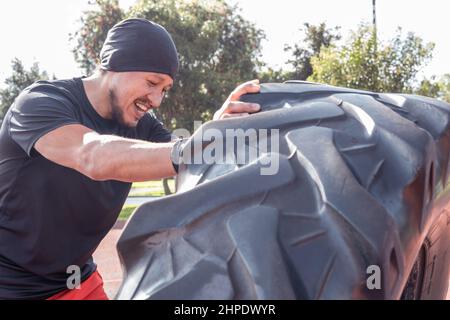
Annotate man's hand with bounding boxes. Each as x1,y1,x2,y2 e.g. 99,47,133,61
213,79,261,120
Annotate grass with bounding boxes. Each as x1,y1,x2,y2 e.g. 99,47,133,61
118,179,176,220
128,179,175,197
132,180,162,189
129,190,163,197
119,205,138,220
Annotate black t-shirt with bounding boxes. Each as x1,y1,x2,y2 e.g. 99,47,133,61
0,77,172,299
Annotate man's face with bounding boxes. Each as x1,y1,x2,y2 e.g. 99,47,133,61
107,71,173,127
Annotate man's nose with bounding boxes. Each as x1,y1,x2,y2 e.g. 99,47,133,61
147,92,164,108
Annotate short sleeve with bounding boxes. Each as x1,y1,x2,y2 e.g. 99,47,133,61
8,88,80,156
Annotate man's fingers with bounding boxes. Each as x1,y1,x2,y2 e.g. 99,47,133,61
221,112,250,119
223,101,260,114
212,79,261,121
229,79,260,101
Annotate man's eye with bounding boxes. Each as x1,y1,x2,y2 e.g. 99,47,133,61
147,81,157,87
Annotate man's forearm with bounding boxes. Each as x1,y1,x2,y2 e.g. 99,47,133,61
82,132,176,182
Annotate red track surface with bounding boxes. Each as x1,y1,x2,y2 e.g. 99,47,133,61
93,227,123,299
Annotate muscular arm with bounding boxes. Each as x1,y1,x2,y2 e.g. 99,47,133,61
30,79,260,183
34,124,176,182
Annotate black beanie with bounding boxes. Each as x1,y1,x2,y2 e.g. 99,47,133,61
100,18,179,79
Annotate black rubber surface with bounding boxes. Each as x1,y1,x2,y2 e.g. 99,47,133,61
116,82,450,299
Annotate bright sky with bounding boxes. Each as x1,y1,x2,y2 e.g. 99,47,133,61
0,0,449,87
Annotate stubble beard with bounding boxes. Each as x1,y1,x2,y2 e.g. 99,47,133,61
108,89,133,128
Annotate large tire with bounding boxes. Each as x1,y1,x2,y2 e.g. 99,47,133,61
116,81,450,300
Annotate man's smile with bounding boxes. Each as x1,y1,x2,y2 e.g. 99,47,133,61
133,99,153,120
135,101,150,112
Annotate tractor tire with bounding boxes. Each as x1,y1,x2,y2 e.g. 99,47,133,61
116,81,450,300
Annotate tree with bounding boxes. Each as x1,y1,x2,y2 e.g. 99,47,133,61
416,77,441,98
0,58,50,120
309,24,435,93
284,23,341,80
438,74,450,102
71,0,265,131
70,0,124,75
416,74,450,102
258,67,290,83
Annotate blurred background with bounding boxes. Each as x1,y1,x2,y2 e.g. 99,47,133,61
1,0,449,132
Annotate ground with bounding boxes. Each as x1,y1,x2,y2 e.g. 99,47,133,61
93,221,450,300
93,223,124,299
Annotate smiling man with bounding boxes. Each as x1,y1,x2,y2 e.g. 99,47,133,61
0,18,260,300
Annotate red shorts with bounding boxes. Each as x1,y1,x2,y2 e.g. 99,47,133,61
47,270,109,300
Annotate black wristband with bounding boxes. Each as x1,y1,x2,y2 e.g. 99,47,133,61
170,138,188,173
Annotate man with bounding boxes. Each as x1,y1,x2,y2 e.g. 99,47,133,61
0,18,260,300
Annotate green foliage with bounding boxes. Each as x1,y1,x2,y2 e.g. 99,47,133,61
71,0,264,131
416,77,441,98
284,23,341,80
257,67,289,83
415,74,450,102
438,74,450,102
70,0,124,75
0,58,50,120
119,205,138,220
309,24,435,93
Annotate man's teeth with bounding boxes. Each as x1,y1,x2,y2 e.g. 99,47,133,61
135,103,147,112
